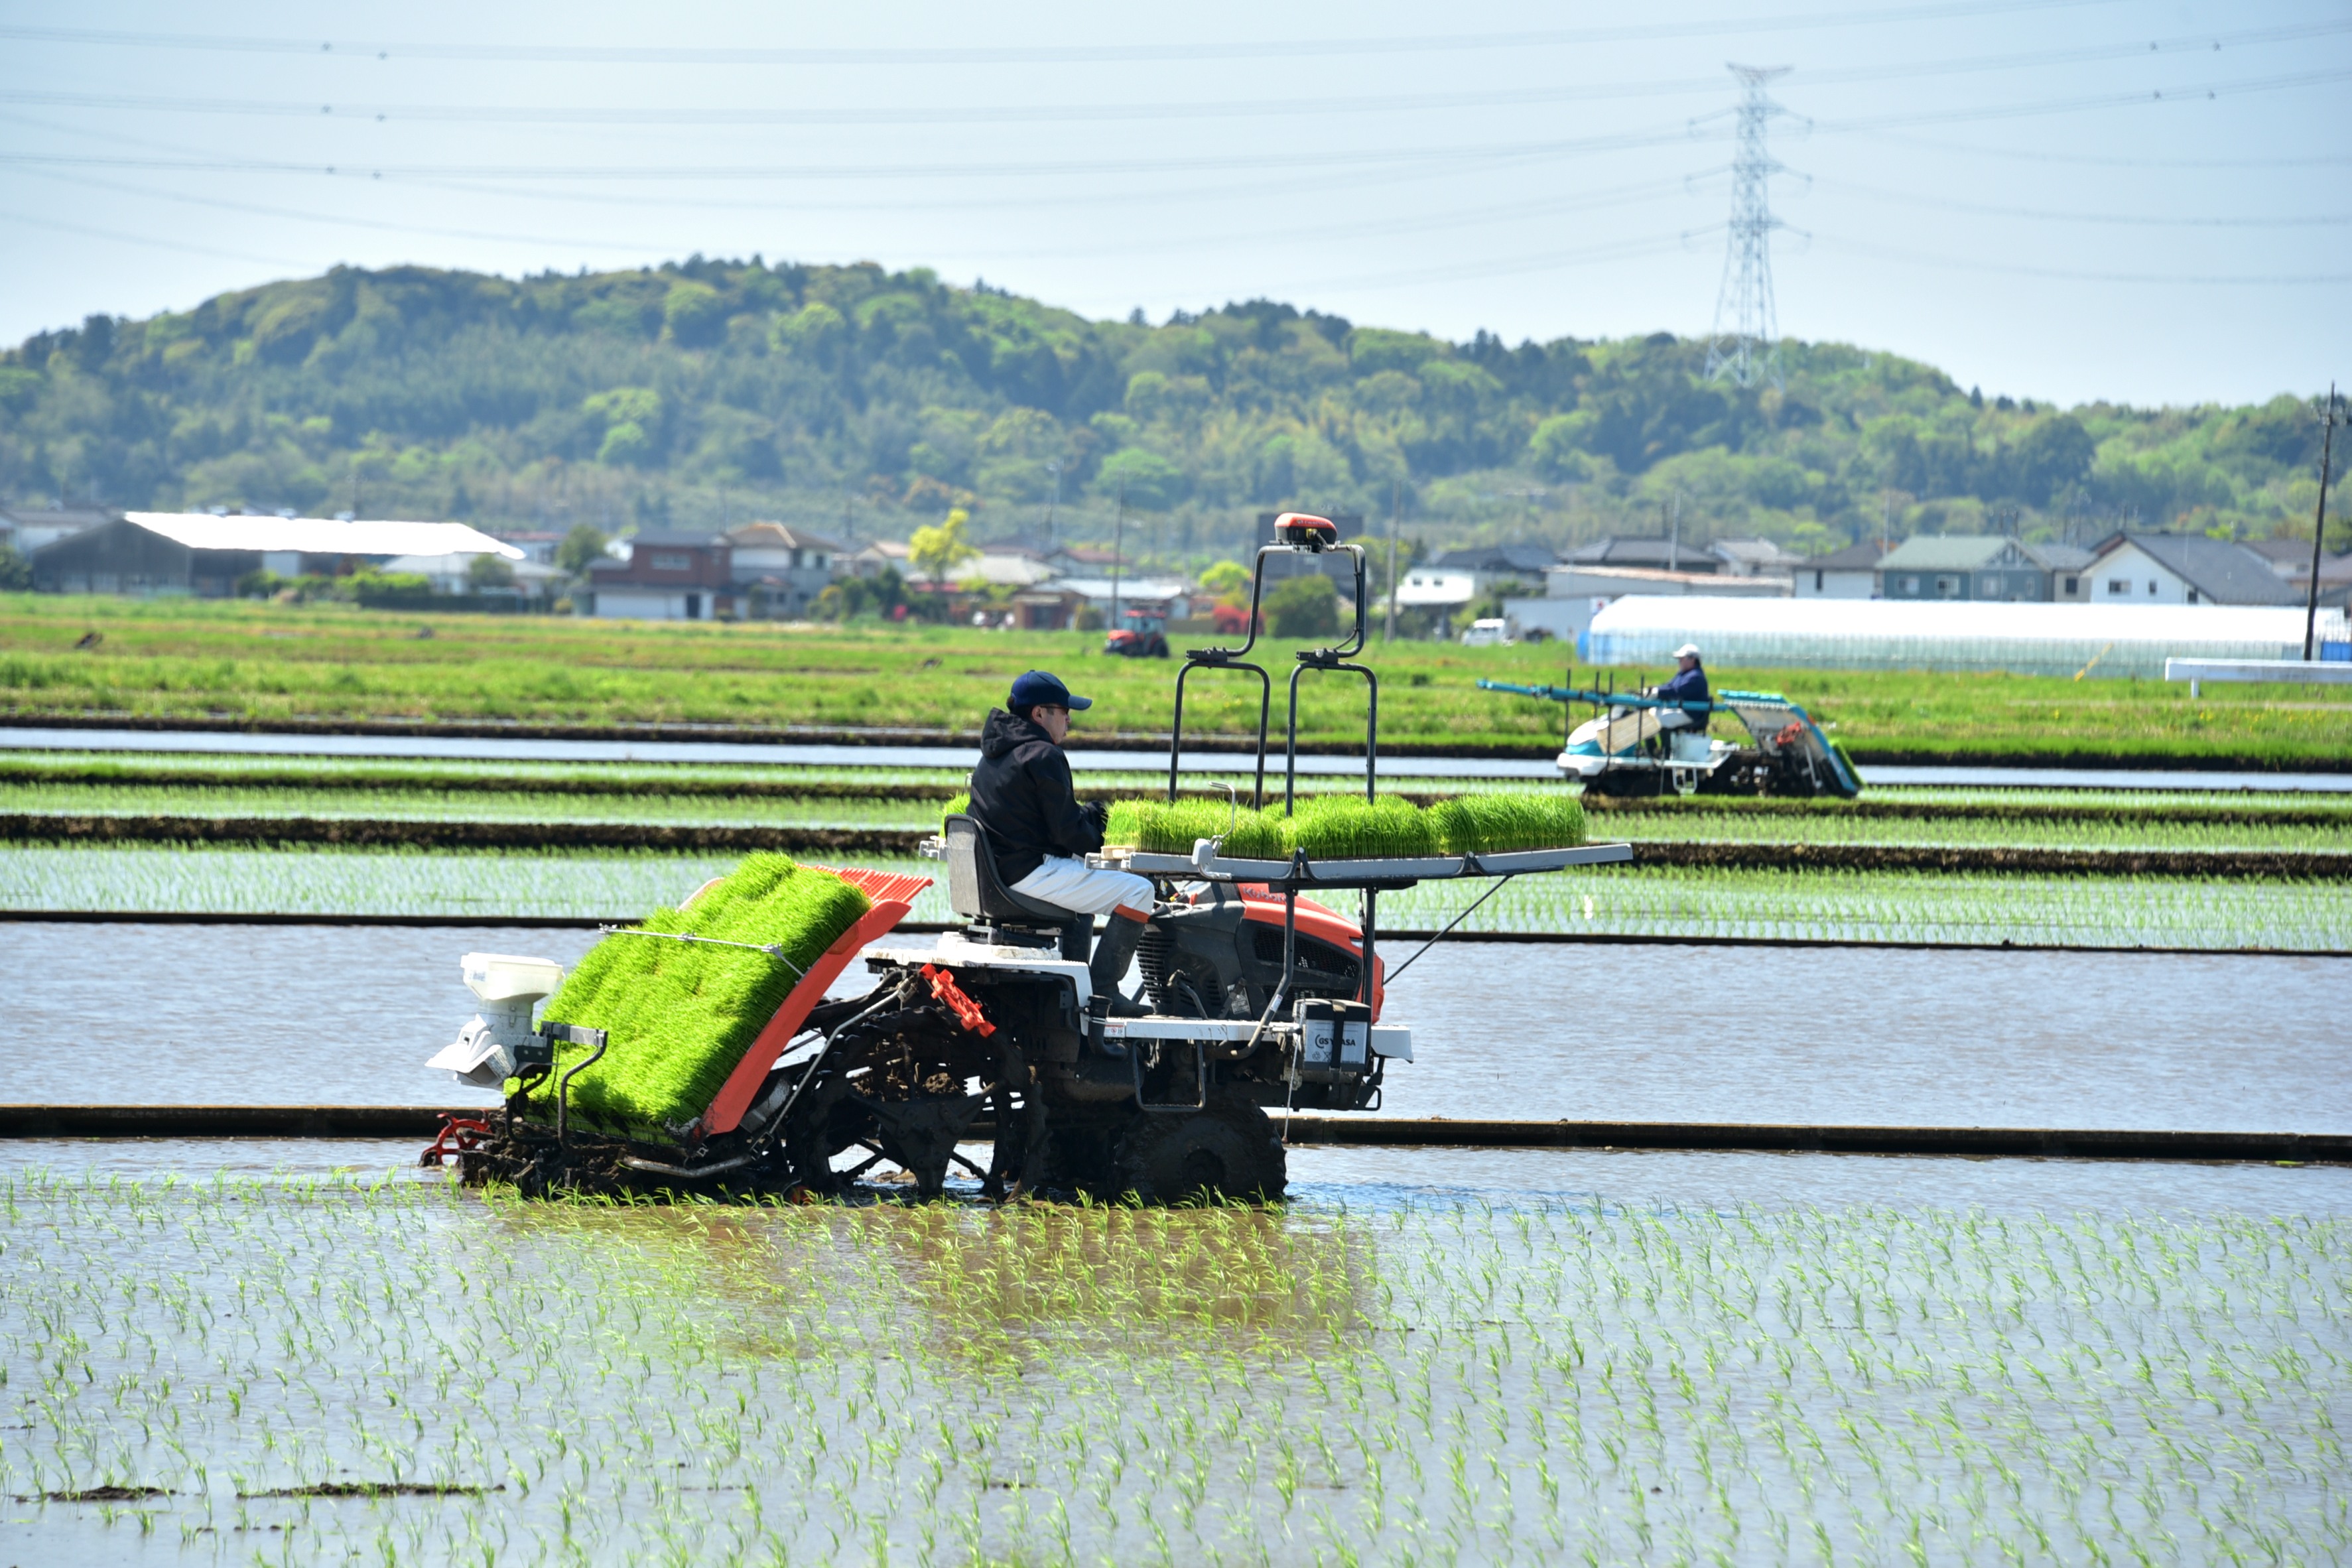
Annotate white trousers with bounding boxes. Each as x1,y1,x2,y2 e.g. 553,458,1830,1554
1010,856,1155,920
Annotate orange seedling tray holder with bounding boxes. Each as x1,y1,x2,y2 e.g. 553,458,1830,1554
700,866,933,1137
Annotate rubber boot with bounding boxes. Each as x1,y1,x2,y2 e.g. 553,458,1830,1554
1088,909,1153,1017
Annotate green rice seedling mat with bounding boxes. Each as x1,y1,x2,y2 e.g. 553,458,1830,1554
515,852,871,1139
1101,791,1587,860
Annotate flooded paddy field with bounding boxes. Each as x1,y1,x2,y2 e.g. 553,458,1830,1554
8,842,2351,948
5,750,2346,1567
11,779,2352,855
9,924,2347,1134
5,1169,2348,1565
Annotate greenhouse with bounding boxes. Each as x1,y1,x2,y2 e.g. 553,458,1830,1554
1581,596,2351,677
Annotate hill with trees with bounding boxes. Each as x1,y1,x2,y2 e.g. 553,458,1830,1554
1,256,2339,562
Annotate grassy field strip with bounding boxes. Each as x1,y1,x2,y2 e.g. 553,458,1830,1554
0,783,950,830
6,844,2346,949
10,599,2352,761
0,751,986,792
5,1177,2345,1564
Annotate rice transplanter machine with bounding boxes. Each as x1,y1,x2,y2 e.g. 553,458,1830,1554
425,515,1630,1201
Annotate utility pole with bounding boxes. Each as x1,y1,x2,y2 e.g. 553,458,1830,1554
2306,383,2340,661
1384,478,1402,643
1703,64,1794,391
1667,492,1681,571
1110,480,1126,632
1044,459,1063,553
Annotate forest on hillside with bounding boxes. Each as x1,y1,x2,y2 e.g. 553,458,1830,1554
0,256,2339,562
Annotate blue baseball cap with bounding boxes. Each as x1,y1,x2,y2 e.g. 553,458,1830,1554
1010,670,1091,712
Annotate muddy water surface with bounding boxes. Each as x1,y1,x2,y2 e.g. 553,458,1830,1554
6,923,2342,1133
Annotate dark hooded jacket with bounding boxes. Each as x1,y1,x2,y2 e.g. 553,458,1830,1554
1654,661,1709,729
968,707,1104,885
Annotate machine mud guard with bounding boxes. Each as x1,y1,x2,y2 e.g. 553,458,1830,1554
699,867,933,1137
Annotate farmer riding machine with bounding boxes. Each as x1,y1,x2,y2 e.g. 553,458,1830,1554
1480,676,1862,799
425,515,1628,1202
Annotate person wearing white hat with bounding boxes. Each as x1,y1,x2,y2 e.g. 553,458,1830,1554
1650,643,1709,731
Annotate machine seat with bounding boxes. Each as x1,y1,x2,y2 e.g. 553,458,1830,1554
942,816,1087,951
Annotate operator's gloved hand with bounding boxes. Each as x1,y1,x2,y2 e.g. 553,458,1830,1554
1082,799,1109,831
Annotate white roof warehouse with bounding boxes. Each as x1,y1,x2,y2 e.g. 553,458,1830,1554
32,513,521,597
1582,594,2351,679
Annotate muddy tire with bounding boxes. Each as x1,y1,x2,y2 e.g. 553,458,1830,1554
1114,1088,1285,1203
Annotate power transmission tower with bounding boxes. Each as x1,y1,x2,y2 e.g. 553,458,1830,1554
1705,64,1793,390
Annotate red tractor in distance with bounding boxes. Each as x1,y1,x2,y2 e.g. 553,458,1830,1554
1103,607,1171,658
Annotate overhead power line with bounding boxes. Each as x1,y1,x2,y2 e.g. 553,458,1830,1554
0,0,2138,66
3,63,2340,186
1809,176,2352,227
3,19,2339,127
1808,233,2352,284
1869,131,2352,168
0,208,312,268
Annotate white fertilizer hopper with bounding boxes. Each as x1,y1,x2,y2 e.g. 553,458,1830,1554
425,953,566,1088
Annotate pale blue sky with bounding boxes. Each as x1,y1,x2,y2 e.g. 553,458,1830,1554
1,0,2345,407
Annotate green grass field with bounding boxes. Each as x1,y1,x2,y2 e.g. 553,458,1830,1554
5,594,2350,762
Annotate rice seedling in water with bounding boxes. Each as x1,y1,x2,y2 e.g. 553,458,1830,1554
4,843,2346,948
4,1172,2347,1565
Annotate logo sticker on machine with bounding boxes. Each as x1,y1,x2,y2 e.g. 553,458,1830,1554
1303,1019,1335,1065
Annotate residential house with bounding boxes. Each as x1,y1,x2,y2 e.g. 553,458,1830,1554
33,513,520,597
950,550,1062,589
379,552,567,599
2083,533,2302,607
1394,543,1559,617
726,522,844,619
1429,543,1560,580
490,529,568,566
1792,541,1886,599
2243,538,2352,607
1878,536,2065,602
849,539,911,578
1561,535,1719,574
1394,567,1480,614
2245,538,2320,579
586,530,734,620
2029,543,2097,602
1,505,112,556
1504,565,1789,644
1055,576,1193,622
1004,586,1092,631
1707,537,1803,579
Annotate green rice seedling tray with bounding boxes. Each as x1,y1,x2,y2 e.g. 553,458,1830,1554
1104,842,1632,886
513,853,881,1141
1097,789,1591,862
